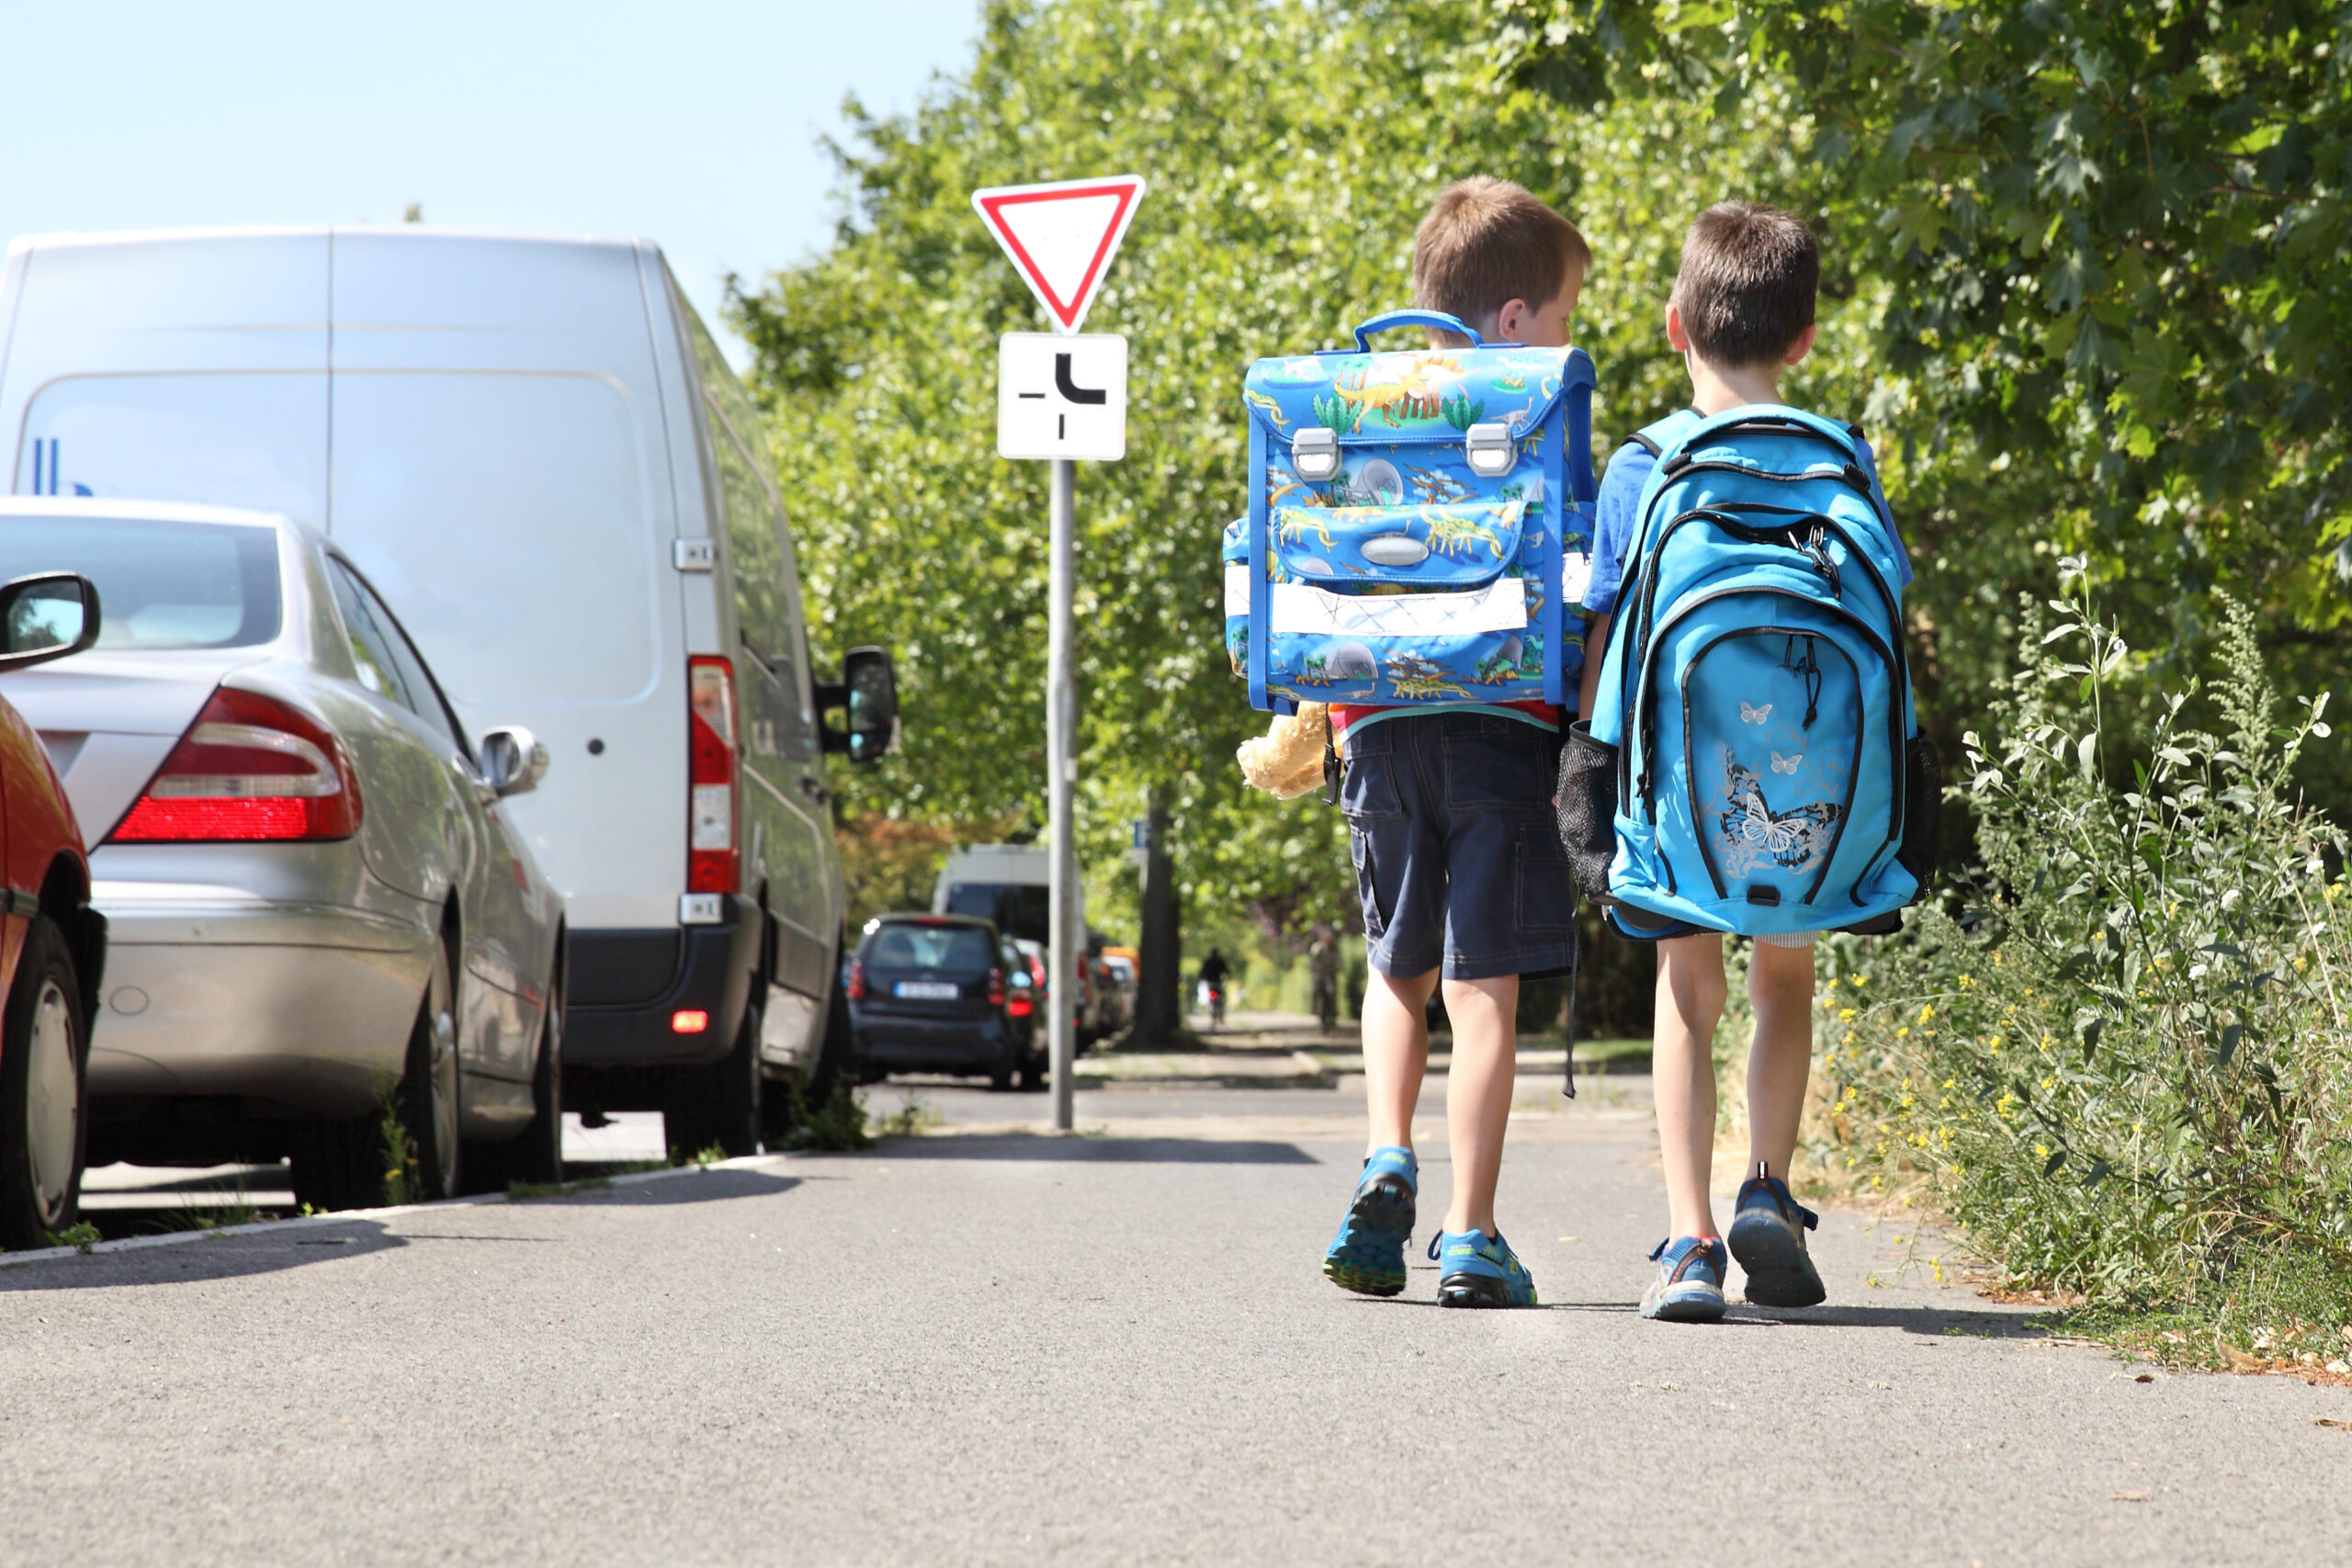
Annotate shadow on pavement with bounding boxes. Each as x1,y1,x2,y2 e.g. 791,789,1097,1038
512,1169,804,1206
1737,1301,2052,1338
842,1134,1318,1166
1363,1298,2046,1337
0,1220,404,1291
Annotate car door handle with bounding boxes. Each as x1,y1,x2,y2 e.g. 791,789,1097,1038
799,775,831,805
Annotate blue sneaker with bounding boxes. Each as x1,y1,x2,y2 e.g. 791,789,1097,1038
1430,1227,1538,1308
1641,1235,1727,1322
1727,1160,1826,1308
1323,1146,1417,1297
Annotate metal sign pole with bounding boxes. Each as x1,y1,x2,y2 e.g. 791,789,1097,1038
1047,457,1077,1133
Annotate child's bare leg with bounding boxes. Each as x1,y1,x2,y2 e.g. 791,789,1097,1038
1439,975,1519,1235
1362,966,1436,1156
1745,941,1815,1176
1654,934,1727,1239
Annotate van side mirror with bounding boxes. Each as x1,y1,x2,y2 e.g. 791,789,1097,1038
816,647,899,765
479,726,550,796
0,574,100,670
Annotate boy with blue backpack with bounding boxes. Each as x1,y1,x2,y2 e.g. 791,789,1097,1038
1564,203,1931,1322
1230,177,1598,1307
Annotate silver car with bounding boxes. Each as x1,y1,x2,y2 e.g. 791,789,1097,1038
0,498,566,1209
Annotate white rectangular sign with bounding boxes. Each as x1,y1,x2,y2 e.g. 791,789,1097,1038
997,333,1127,461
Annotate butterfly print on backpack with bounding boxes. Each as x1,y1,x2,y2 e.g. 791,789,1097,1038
1718,756,1842,878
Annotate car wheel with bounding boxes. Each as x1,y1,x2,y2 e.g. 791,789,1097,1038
1017,1051,1048,1093
466,1002,564,1193
667,997,761,1160
987,1052,1015,1093
289,1111,381,1212
0,917,87,1250
399,934,462,1201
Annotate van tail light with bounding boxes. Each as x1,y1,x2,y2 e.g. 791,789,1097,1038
110,688,361,843
687,656,738,894
846,960,865,1002
988,967,1005,1008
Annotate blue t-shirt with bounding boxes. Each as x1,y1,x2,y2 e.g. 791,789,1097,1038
1581,415,1915,618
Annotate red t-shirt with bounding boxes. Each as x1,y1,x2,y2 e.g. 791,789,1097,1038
1329,699,1561,747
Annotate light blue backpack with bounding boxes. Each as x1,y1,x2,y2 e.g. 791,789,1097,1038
1562,405,1939,940
1224,310,1599,714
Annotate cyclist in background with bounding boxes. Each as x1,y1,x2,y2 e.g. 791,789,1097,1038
1196,948,1231,1032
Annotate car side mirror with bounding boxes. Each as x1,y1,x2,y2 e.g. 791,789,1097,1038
0,574,100,671
816,646,899,765
479,726,550,797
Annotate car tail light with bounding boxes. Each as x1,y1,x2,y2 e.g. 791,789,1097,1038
110,688,361,843
846,960,865,1002
988,967,1005,1007
687,656,738,894
1007,989,1032,1019
672,1010,709,1034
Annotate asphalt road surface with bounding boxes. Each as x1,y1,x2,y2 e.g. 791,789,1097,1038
5,1067,2348,1566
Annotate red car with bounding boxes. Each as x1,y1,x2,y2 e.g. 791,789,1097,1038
0,572,107,1249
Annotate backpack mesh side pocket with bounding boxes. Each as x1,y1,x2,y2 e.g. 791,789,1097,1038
1897,737,1943,894
1555,720,1619,908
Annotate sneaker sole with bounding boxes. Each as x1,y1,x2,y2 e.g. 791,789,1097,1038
1322,1176,1415,1298
1727,1209,1827,1308
1640,1283,1726,1322
1437,1271,1536,1308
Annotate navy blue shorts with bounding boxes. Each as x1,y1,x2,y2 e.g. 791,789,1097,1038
1340,712,1577,982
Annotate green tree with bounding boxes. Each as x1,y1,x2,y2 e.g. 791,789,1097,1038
1495,0,2352,804
733,0,1862,947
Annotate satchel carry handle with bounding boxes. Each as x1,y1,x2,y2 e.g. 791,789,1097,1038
1349,310,1483,352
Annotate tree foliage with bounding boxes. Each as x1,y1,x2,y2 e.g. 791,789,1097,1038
735,0,2352,949
729,0,1834,942
1497,0,2352,763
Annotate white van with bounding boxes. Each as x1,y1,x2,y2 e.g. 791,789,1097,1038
933,843,1114,1043
0,226,896,1154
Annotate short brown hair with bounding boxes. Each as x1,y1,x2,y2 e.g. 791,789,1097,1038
1412,177,1592,333
1669,202,1818,368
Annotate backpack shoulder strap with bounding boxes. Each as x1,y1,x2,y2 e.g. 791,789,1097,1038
1634,409,1705,461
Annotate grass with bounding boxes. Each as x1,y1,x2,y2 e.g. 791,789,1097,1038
868,1091,940,1139
43,1222,101,1253
1806,582,2352,1363
505,1177,614,1201
771,1073,876,1152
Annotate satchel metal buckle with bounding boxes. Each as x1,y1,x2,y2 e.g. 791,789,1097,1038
1464,421,1515,477
1291,427,1340,481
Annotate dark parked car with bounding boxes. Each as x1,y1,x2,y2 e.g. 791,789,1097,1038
848,915,1039,1092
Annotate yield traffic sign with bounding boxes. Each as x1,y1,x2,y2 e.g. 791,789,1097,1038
971,175,1146,334
996,333,1127,460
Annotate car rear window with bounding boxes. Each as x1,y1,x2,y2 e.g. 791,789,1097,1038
943,882,1050,945
865,924,994,976
0,515,281,649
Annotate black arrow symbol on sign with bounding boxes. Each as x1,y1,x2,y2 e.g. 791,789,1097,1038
1055,353,1108,405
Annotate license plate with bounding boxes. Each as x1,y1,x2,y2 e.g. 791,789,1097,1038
893,981,960,1000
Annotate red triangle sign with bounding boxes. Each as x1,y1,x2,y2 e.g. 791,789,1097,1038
971,175,1147,334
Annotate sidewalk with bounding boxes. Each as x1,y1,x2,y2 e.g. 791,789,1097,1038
1077,1010,1650,1089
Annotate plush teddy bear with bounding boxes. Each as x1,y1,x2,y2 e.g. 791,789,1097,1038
1236,702,1330,800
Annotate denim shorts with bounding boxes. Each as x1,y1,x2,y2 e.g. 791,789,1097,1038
1340,712,1577,982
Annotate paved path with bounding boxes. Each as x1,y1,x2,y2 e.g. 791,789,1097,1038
5,1075,2348,1566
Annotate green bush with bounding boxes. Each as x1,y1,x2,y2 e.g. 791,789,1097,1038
1813,563,2351,1362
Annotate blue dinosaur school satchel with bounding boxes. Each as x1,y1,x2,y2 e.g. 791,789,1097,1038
1563,405,1939,940
1223,310,1599,713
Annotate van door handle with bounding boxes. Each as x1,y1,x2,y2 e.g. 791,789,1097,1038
798,775,831,805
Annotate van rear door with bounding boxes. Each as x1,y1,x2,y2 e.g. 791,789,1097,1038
1,232,330,522
323,231,684,936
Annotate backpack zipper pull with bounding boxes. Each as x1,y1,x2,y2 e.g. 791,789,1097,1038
1802,525,1840,598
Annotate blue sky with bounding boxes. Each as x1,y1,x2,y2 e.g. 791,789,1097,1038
0,0,985,364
